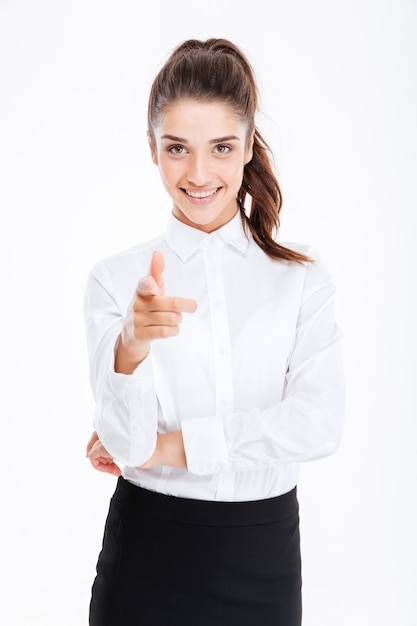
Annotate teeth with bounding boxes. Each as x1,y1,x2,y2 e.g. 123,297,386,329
185,188,218,198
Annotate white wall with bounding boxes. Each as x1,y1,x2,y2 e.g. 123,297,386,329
1,1,416,624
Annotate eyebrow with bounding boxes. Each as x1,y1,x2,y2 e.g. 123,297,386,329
160,134,241,144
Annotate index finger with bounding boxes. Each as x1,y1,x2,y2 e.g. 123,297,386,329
149,295,197,314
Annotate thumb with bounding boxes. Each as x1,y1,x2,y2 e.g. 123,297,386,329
86,431,99,456
138,251,165,296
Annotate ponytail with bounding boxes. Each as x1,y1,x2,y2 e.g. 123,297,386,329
238,130,312,264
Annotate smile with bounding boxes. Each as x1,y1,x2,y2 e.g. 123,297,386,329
183,188,220,198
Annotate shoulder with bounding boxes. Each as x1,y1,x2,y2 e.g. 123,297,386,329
279,240,316,260
279,241,330,270
278,241,336,298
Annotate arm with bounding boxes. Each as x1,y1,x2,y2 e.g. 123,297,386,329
181,254,345,475
87,430,186,473
87,251,344,476
84,251,196,468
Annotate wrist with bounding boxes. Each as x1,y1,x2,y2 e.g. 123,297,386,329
142,432,187,469
161,431,187,469
115,331,150,374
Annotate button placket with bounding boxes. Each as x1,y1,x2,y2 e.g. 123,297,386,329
203,237,235,499
203,239,233,417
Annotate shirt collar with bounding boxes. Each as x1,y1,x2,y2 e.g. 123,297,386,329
165,210,250,262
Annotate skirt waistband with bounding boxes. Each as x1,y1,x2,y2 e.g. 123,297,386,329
112,477,298,527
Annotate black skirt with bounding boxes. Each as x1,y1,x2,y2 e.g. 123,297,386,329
89,477,302,626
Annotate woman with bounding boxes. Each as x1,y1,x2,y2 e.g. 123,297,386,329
84,38,344,626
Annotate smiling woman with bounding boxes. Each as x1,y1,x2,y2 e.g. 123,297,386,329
84,38,344,626
150,100,253,232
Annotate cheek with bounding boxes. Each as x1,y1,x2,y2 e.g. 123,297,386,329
162,151,188,171
158,161,180,186
225,160,245,185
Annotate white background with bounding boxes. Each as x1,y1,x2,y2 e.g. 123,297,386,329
1,0,416,624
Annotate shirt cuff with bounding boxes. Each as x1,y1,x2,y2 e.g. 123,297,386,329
181,416,229,475
109,353,154,397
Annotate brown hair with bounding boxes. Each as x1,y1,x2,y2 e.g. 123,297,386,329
148,38,311,264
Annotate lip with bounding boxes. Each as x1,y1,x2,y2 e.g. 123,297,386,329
181,187,221,205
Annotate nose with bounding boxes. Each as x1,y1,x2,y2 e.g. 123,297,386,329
186,153,212,186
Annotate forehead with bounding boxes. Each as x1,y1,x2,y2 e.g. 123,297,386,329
156,99,247,136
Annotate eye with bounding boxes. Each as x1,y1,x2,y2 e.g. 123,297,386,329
215,145,231,154
168,145,187,155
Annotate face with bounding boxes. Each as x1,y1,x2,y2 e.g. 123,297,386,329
148,99,253,233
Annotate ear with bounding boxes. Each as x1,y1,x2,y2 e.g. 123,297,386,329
244,130,255,165
147,131,158,165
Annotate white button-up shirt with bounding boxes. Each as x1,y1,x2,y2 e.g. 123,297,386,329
84,211,345,501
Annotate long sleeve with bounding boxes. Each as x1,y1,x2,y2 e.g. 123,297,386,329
181,253,345,475
83,213,344,501
83,261,159,467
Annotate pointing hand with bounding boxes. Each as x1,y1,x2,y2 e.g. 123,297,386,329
116,251,197,373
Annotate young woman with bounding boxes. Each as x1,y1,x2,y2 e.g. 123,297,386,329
84,38,345,626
